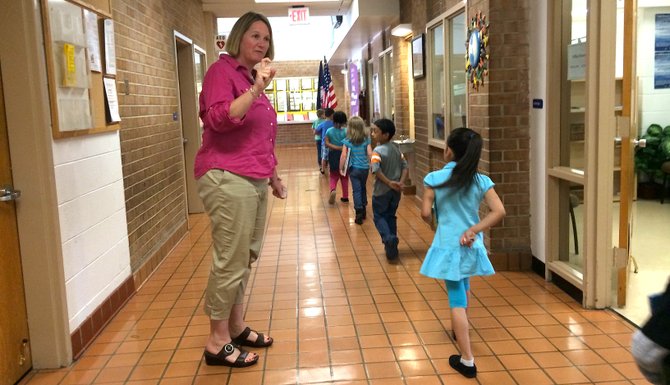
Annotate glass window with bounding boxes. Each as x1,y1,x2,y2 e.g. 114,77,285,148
563,0,587,171
429,23,445,142
559,180,584,273
450,13,467,130
428,8,467,146
379,49,394,120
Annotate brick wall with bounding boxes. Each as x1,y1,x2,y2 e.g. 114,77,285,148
393,34,411,138
485,0,532,268
113,0,206,276
276,123,313,144
403,0,532,269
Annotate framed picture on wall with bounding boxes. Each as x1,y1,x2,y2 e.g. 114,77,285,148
412,34,425,79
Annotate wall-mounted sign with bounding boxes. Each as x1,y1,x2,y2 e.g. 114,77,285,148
567,42,586,81
215,34,226,51
288,7,309,25
655,14,670,89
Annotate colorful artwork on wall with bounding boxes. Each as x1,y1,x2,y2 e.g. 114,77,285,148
465,10,489,91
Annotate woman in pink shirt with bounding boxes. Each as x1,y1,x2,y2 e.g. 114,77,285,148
195,12,286,368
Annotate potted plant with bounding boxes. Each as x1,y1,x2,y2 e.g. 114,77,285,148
634,124,670,199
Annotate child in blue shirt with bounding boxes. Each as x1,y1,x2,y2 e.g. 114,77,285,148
317,108,335,175
420,127,506,379
325,111,349,204
312,109,325,173
340,116,371,224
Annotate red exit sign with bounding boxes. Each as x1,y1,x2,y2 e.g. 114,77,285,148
288,7,309,25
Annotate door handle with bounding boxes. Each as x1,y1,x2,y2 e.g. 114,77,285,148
0,186,21,202
633,138,646,148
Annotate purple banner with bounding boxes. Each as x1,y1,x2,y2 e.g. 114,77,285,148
349,63,360,117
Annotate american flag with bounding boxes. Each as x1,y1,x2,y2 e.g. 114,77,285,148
322,60,338,109
316,61,323,110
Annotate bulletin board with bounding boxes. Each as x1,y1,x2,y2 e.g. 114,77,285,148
41,0,120,139
265,77,318,122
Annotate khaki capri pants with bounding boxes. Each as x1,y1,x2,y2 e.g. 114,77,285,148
197,169,268,320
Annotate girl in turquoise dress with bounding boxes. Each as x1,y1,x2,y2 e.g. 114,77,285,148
420,127,506,379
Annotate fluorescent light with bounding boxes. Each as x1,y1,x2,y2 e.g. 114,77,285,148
391,23,412,37
255,0,336,3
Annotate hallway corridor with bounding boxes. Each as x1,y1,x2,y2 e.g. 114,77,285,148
21,146,646,385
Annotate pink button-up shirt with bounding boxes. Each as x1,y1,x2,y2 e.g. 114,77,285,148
194,54,278,179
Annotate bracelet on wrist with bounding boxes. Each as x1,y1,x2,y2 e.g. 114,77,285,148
249,87,260,99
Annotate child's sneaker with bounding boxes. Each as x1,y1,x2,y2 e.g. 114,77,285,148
448,355,477,378
340,197,349,203
329,190,336,204
384,238,399,260
354,208,365,225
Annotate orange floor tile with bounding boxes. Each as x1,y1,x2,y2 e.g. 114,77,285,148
20,145,647,385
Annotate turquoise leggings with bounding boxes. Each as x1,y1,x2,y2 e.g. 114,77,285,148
445,278,470,308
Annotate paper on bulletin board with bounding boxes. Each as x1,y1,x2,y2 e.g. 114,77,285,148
63,43,77,87
103,77,121,122
84,10,102,72
104,19,116,75
567,42,586,80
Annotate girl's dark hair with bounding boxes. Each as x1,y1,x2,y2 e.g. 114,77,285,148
333,111,348,125
440,127,482,191
373,118,396,138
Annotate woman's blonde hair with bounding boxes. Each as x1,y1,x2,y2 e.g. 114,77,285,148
225,12,275,60
347,116,368,145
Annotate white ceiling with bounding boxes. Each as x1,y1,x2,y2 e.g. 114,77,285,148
201,0,400,66
201,0,353,18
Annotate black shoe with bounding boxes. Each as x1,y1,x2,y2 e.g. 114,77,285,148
354,208,364,225
449,355,477,378
384,238,399,260
231,327,273,347
204,343,258,367
340,197,349,203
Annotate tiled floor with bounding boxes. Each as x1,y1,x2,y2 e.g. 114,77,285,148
21,146,648,385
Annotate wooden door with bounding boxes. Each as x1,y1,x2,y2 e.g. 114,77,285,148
0,65,32,384
615,0,637,307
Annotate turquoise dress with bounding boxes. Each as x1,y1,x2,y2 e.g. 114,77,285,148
420,162,495,281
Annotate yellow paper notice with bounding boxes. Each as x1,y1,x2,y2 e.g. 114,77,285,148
63,43,76,87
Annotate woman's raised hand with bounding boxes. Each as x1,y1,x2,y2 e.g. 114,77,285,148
256,58,277,90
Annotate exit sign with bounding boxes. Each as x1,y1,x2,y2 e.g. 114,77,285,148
288,7,309,25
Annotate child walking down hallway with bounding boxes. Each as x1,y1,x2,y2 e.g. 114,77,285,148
370,119,408,260
325,111,349,204
340,116,371,224
420,127,506,378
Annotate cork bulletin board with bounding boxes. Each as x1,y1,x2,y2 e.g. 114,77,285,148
41,0,119,138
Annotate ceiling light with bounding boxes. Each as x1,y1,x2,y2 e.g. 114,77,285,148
391,23,412,37
255,0,336,3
